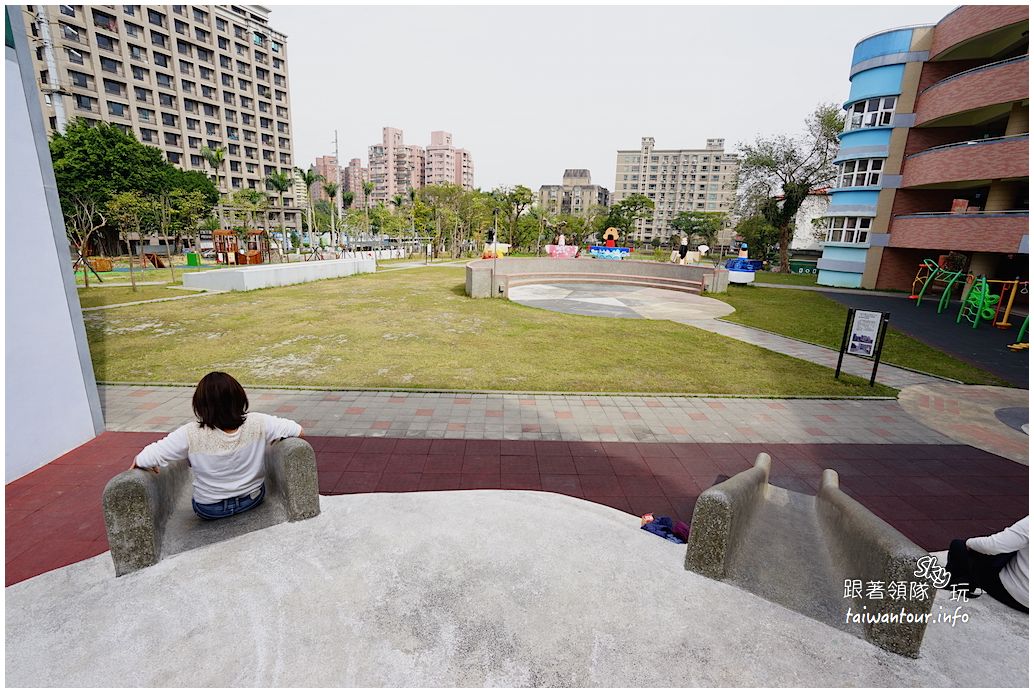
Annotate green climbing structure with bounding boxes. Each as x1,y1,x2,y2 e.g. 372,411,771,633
956,276,1001,329
913,259,966,314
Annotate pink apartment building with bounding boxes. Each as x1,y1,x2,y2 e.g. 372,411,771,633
342,157,369,208
425,130,474,189
311,154,340,205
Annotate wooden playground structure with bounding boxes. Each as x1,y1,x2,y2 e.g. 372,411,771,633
212,230,269,265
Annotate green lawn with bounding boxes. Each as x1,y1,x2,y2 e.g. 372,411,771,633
720,285,1007,385
84,267,894,396
77,285,203,308
75,265,216,285
753,271,819,286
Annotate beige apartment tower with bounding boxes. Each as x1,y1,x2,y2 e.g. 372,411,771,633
368,127,425,204
425,130,474,189
612,137,738,243
539,169,610,218
21,4,297,230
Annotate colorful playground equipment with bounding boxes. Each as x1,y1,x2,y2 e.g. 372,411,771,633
590,227,630,260
956,276,1000,329
724,243,762,284
545,244,578,259
911,256,1029,335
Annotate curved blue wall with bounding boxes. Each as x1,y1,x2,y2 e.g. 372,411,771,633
852,29,915,65
847,64,905,104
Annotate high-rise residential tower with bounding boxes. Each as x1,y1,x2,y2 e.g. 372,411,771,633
425,130,474,189
20,4,298,231
612,137,738,243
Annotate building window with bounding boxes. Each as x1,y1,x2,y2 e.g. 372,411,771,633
73,94,96,111
100,57,121,74
68,70,90,87
107,101,128,117
846,96,896,131
148,8,165,27
151,31,167,48
168,152,181,164
140,128,157,142
153,52,169,68
825,216,871,244
837,158,884,188
60,5,75,17
62,23,80,42
216,17,227,32
156,73,172,87
161,112,178,127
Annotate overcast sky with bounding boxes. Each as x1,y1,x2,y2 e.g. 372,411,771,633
272,4,955,192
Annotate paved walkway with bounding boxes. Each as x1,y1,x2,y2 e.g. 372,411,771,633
509,283,944,389
98,384,952,444
899,383,1029,464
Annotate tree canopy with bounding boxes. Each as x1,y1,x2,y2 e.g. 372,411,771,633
735,103,841,270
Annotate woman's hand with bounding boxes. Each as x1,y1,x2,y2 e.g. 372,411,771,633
131,461,160,475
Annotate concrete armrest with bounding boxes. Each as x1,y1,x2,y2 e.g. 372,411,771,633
263,437,320,522
685,453,771,578
102,459,192,577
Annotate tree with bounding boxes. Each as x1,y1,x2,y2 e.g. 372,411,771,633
230,188,268,260
734,215,781,264
595,194,655,243
323,181,339,245
266,170,292,260
496,185,533,247
296,166,323,247
736,103,841,272
106,191,150,291
200,145,226,226
169,189,210,260
65,196,107,288
669,211,726,250
49,119,216,254
150,193,178,282
362,180,375,238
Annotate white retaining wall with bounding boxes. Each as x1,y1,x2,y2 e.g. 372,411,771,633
182,258,376,292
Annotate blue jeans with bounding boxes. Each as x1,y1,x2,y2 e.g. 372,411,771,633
192,484,266,520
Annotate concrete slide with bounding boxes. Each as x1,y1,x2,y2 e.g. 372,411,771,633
685,454,935,658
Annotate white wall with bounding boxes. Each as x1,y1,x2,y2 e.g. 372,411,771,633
791,194,831,252
5,15,103,482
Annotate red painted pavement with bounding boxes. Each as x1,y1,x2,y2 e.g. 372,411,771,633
5,432,1028,586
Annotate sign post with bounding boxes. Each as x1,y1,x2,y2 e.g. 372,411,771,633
835,308,891,386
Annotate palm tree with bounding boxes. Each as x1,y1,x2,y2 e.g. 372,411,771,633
390,194,405,247
265,170,292,262
201,146,226,226
296,166,323,249
340,191,355,247
362,180,375,239
409,188,417,242
323,181,339,246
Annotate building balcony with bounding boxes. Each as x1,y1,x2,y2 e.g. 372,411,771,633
915,55,1028,126
930,5,1029,61
901,135,1028,188
889,210,1028,253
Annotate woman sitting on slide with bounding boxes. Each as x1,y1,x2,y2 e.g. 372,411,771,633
132,371,304,520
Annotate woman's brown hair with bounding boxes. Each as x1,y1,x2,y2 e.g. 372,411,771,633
192,371,248,430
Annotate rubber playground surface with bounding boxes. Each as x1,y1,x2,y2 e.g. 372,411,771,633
822,292,1029,387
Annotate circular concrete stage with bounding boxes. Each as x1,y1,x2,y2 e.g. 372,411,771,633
508,283,735,321
5,491,1026,687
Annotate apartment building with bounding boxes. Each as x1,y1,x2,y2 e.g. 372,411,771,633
816,5,1028,289
612,137,738,243
538,169,610,218
310,154,339,205
342,157,369,207
21,4,298,231
368,127,424,204
424,130,474,189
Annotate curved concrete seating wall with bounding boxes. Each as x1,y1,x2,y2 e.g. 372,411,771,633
465,258,729,298
182,258,376,292
816,469,935,658
102,438,320,576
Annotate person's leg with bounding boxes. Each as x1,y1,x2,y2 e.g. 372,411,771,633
945,538,975,592
968,550,1028,612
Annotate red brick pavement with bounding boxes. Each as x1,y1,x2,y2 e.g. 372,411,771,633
5,432,1028,587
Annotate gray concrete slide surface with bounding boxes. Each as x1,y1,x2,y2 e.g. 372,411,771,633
5,491,1029,687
